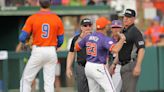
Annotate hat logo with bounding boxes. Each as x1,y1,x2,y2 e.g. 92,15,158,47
125,10,132,14
83,20,90,23
115,22,118,25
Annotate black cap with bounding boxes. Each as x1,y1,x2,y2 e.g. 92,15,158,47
80,18,92,25
124,9,136,17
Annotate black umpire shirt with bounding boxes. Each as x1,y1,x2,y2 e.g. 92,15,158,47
118,24,145,63
70,34,87,66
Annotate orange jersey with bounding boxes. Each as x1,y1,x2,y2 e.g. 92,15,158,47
22,10,64,46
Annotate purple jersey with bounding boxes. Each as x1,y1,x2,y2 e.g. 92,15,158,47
78,32,115,64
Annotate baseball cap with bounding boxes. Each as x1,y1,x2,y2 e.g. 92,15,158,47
96,17,111,29
110,20,122,28
124,9,136,17
80,18,92,25
153,16,160,22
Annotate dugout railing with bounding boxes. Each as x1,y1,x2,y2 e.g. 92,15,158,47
0,47,164,92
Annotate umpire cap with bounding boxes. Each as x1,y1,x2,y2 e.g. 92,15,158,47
39,0,51,8
124,9,136,17
80,18,92,25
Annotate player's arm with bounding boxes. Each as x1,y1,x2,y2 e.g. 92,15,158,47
19,16,33,44
74,32,91,51
74,37,83,51
57,35,64,48
19,31,29,44
109,53,119,75
15,42,23,52
57,17,64,48
110,33,126,53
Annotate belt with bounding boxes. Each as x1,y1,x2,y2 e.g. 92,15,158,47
77,61,86,67
119,61,129,66
119,59,135,66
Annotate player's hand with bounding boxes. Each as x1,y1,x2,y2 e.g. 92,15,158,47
109,64,116,75
80,30,91,38
66,68,73,79
117,32,126,41
133,65,141,76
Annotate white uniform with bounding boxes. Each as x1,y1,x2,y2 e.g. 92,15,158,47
112,64,122,92
76,32,117,92
85,62,116,92
20,46,57,92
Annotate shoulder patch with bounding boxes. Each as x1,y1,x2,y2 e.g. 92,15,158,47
138,41,144,45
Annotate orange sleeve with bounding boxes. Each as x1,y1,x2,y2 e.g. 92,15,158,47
144,28,151,36
57,17,64,36
109,44,115,51
75,43,81,51
22,16,33,34
161,26,164,33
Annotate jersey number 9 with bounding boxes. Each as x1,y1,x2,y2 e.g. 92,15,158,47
42,24,50,38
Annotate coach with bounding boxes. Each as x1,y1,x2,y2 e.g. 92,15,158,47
118,9,145,92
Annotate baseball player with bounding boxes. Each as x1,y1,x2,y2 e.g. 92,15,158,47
109,20,123,92
75,17,126,92
19,0,64,92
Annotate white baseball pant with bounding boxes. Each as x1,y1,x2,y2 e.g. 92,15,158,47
20,46,57,92
112,64,122,92
85,62,116,92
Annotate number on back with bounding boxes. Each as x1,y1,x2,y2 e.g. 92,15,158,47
86,42,97,56
42,24,50,38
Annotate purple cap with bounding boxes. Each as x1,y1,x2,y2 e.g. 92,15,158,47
110,20,123,28
153,16,160,22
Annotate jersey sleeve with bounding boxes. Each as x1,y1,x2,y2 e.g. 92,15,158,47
76,35,88,50
144,28,151,36
57,17,64,36
22,16,33,34
69,36,78,52
103,37,115,51
134,30,145,49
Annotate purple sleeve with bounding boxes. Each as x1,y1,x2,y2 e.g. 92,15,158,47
103,37,115,50
78,36,88,49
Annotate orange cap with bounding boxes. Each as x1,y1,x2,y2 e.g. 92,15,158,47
96,17,111,29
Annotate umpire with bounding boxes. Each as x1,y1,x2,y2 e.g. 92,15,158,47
66,18,93,92
118,9,145,92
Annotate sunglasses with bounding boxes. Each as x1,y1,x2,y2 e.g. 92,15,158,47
83,24,92,27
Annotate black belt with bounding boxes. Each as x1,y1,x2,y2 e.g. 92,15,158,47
119,59,135,66
77,61,86,67
119,61,130,66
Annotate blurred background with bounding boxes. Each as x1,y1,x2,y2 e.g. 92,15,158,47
0,0,164,92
